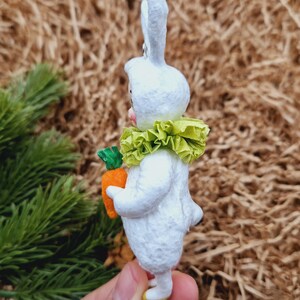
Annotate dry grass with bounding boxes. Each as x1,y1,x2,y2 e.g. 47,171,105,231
1,0,300,299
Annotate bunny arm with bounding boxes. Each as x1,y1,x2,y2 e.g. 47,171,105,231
106,151,173,218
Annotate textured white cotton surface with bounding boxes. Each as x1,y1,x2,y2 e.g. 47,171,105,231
107,150,203,272
106,0,204,299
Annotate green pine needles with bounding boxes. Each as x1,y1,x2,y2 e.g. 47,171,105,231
4,258,115,300
0,65,121,299
0,132,80,214
0,64,67,155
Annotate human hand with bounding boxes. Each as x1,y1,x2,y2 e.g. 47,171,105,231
82,260,199,300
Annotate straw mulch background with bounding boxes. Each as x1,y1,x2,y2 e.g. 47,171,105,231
1,0,300,299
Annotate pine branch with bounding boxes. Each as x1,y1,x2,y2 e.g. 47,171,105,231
8,64,67,122
58,203,121,259
0,89,32,154
0,64,67,156
0,130,79,214
0,64,122,298
0,258,117,300
0,176,97,273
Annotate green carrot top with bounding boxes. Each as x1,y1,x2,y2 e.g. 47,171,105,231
97,146,123,170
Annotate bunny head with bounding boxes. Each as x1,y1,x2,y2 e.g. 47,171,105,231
124,0,190,130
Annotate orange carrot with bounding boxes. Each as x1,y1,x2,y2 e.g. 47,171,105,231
97,146,127,219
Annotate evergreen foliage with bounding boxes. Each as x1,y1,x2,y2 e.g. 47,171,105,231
0,177,96,272
4,258,117,300
0,64,67,156
0,131,79,214
0,65,121,299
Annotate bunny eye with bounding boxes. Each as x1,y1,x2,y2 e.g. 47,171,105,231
129,89,132,94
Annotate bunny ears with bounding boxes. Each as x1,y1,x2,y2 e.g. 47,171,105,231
141,0,169,65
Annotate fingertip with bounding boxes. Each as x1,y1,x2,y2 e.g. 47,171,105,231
82,274,119,300
113,260,148,300
82,260,149,300
127,260,148,284
170,272,199,300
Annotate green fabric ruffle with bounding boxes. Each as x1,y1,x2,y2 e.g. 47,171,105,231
120,117,210,167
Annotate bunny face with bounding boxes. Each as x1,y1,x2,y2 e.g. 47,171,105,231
125,57,190,130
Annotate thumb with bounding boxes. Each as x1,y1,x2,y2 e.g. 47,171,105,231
112,260,148,300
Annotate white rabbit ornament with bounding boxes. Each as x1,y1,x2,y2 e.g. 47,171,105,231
105,1,210,299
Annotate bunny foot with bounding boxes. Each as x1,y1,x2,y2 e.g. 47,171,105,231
143,271,172,300
143,288,169,300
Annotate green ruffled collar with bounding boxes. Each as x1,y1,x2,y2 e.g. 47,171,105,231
120,117,210,167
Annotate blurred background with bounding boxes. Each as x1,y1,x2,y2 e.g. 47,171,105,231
1,0,299,299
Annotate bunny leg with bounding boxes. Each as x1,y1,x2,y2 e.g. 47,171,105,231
144,270,172,300
148,278,157,287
